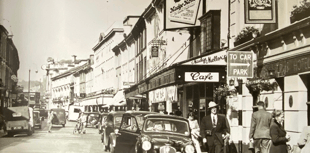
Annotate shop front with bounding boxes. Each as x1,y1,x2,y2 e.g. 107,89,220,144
79,94,113,113
148,85,178,114
125,50,227,120
177,50,227,121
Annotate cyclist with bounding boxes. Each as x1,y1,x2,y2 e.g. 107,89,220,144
77,111,87,134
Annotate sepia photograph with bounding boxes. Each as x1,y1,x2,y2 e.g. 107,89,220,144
0,0,310,153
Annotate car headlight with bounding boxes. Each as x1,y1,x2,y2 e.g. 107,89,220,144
185,145,195,153
142,141,151,151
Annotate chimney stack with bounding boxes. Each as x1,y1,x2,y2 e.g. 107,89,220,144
89,54,94,65
72,55,77,64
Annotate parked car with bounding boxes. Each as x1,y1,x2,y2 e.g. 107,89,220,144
33,111,42,129
98,112,108,134
84,112,100,128
4,106,35,136
102,111,125,150
113,113,195,153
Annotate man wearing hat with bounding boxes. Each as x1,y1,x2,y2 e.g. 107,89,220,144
200,101,230,153
249,101,272,153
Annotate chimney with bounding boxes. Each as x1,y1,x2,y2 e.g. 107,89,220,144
89,54,94,65
72,55,77,64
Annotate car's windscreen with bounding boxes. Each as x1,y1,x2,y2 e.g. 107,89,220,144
144,118,190,136
135,115,145,129
114,116,122,128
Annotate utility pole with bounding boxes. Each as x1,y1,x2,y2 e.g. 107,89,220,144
28,69,31,106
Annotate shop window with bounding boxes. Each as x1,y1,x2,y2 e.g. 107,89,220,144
200,10,221,53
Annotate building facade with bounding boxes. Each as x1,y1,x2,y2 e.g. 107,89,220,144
0,25,20,115
92,26,125,111
228,0,310,151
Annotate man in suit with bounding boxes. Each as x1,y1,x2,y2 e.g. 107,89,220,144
200,101,230,153
249,101,272,153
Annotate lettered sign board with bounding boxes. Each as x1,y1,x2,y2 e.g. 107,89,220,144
227,51,254,78
185,72,219,82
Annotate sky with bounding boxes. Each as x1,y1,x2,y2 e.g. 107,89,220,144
0,0,151,82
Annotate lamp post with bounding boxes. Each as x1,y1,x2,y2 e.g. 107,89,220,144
28,69,30,106
28,69,38,106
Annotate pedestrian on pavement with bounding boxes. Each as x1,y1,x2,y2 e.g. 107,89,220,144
249,101,273,153
200,101,230,153
47,110,54,133
175,106,182,116
297,126,310,153
270,110,290,153
80,112,87,134
188,112,201,153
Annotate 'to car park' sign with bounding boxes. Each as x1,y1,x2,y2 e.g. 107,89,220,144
227,51,254,78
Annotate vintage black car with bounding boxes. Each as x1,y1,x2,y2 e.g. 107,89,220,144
102,111,126,150
113,112,196,153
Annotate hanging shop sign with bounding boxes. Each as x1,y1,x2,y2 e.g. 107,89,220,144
185,72,219,82
227,51,254,78
151,46,159,57
165,0,202,30
182,50,227,65
151,40,167,45
245,0,276,24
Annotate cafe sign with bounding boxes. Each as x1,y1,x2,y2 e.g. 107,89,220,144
185,72,219,82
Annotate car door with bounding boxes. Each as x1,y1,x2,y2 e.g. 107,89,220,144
115,114,140,153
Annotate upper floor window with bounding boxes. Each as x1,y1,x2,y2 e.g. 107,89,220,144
154,13,160,38
136,28,146,55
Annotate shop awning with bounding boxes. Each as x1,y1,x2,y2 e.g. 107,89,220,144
113,91,126,104
128,94,146,100
79,98,97,106
102,96,113,106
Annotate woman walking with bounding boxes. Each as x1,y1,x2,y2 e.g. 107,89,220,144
47,110,54,133
270,110,290,153
188,112,201,153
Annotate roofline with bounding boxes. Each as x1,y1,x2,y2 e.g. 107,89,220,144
51,62,90,81
123,15,140,24
93,28,124,51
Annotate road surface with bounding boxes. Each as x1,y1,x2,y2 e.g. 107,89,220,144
0,120,107,153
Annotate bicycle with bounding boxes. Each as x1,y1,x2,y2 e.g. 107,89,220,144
73,121,83,134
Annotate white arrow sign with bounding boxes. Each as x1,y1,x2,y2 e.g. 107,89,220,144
230,62,250,67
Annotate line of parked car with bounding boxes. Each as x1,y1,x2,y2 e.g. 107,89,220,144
96,110,196,153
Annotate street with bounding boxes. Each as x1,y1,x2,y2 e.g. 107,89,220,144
0,120,107,153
